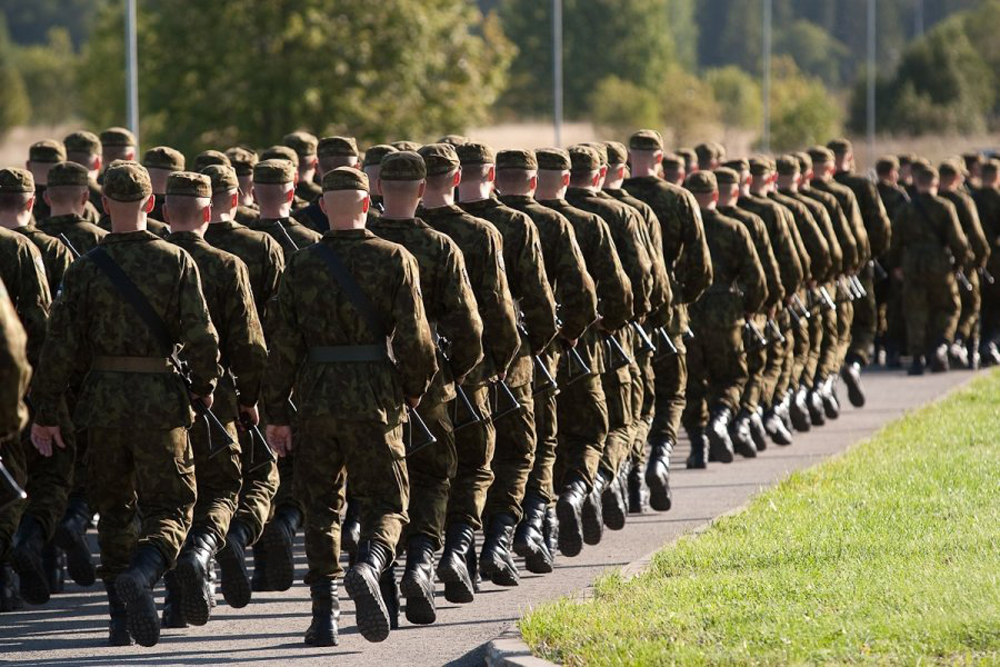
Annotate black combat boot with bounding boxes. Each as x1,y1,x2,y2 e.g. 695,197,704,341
0,564,23,612
10,515,50,605
645,438,672,510
341,498,361,567
789,386,812,432
981,341,1000,367
250,542,271,592
820,375,840,420
778,391,794,432
160,570,187,629
685,428,708,469
54,498,96,587
175,530,219,626
601,468,627,530
930,343,950,373
543,506,559,557
115,545,167,647
513,495,553,574
105,580,133,646
706,407,735,463
435,523,476,603
763,406,793,446
582,470,608,545
260,505,301,592
42,542,65,595
628,460,649,514
949,338,970,368
749,407,768,452
400,534,438,624
806,384,826,426
908,355,926,376
379,561,400,630
344,540,393,643
555,476,588,557
216,519,252,608
967,336,981,370
840,354,866,407
885,341,902,369
477,513,518,586
304,581,339,647
730,410,757,459
465,539,481,593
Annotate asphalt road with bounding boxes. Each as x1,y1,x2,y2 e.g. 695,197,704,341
0,367,980,666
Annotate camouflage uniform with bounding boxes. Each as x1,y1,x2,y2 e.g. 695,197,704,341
972,169,1000,354
38,214,108,255
877,174,911,363
0,279,31,570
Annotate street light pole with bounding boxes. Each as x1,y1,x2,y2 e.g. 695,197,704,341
125,0,139,146
762,0,772,153
553,0,563,147
867,0,877,164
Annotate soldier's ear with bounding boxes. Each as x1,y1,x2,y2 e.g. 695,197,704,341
319,196,327,214
143,195,155,214
561,172,570,187
529,175,538,191
202,204,211,223
487,166,496,183
376,178,384,196
43,189,53,207
25,195,35,213
417,181,426,199
93,156,102,173
229,192,238,210
451,170,462,188
284,186,294,204
362,195,370,214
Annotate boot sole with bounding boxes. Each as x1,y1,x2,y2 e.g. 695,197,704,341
175,559,212,626
216,544,252,609
435,559,474,604
115,575,160,647
10,548,50,606
645,472,672,511
399,573,437,624
601,492,626,530
53,525,96,587
555,498,583,557
706,436,734,464
842,370,866,407
344,568,390,643
480,554,519,587
581,498,603,546
305,625,339,647
512,540,554,574
261,526,294,592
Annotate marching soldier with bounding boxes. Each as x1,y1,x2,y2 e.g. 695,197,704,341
875,156,910,368
63,131,105,215
975,160,1000,364
224,146,261,226
282,131,322,204
294,136,360,232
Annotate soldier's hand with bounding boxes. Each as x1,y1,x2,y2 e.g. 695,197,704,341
30,424,65,458
238,404,260,429
406,396,421,409
266,425,293,457
193,393,214,410
893,268,904,281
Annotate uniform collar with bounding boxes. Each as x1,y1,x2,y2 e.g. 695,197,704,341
100,229,161,244
322,228,373,240
166,230,207,244
459,197,501,213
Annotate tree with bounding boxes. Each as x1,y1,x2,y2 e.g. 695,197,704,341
79,0,513,155
659,65,719,146
13,28,79,125
0,17,30,137
775,19,850,87
590,76,661,137
766,57,841,151
706,66,762,131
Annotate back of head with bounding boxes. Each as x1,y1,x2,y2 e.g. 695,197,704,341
164,171,212,228
102,162,153,225
418,143,460,193
322,167,370,229
252,159,296,212
45,162,91,212
567,145,601,188
456,142,495,183
915,166,938,191
685,170,718,209
317,136,359,173
0,168,35,215
192,150,231,173
100,127,137,163
64,131,102,170
495,149,537,195
378,152,425,213
202,164,240,217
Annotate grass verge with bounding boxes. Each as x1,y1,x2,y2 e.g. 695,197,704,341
521,372,1000,665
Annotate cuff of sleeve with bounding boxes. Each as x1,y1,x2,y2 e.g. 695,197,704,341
33,400,61,427
265,402,291,425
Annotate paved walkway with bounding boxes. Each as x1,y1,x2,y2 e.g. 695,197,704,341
0,368,981,666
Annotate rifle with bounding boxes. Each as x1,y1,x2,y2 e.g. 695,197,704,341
871,259,889,282
743,320,768,351
230,376,275,473
979,266,995,285
403,404,437,457
170,352,237,458
813,286,837,312
274,219,301,252
0,454,27,512
58,233,81,259
765,318,786,345
790,293,812,321
435,336,482,431
517,321,558,397
652,326,679,361
836,277,856,302
849,275,867,298
630,321,657,356
603,332,634,371
560,339,591,385
956,269,973,292
489,376,522,421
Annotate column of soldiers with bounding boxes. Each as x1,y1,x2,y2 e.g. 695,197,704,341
1,125,996,648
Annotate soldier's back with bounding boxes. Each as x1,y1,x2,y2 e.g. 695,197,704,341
204,220,284,316
38,213,107,255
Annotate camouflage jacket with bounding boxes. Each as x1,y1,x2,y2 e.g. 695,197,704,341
0,227,51,365
32,230,220,429
98,212,171,239
694,209,767,324
367,216,484,405
940,190,988,269
167,231,267,423
292,199,328,234
32,185,52,223
204,220,285,322
235,204,260,227
972,187,1000,274
0,279,31,440
87,179,104,216
247,217,321,259
802,185,860,273
263,229,437,425
888,192,970,273
38,213,108,255
835,171,889,257
13,225,72,294
784,188,844,276
459,197,557,387
565,188,653,320
718,205,783,308
814,178,872,263
770,191,832,283
418,204,519,386
737,194,805,296
877,183,910,229
498,194,598,342
296,179,322,205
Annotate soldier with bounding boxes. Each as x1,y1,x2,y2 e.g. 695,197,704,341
283,131,322,204
160,172,267,627
260,146,309,212
294,136,360,232
263,166,437,645
564,144,649,543
975,160,1000,364
38,162,109,254
534,148,631,557
191,150,231,173
224,146,261,226
368,151,483,624
1,174,73,292
887,166,969,375
392,141,422,152
63,131,105,216
961,152,983,194
137,146,186,237
682,171,766,467
938,160,989,368
361,144,398,219
874,156,910,368
716,166,783,455
496,149,598,571
30,162,220,648
200,164,283,607
694,143,723,172
416,142,519,603
26,140,66,223
100,128,137,169
623,130,711,502
456,141,557,580
898,153,916,196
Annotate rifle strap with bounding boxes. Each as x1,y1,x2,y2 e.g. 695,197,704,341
87,247,174,354
311,243,389,341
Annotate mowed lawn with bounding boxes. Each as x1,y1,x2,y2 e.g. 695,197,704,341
521,372,1000,665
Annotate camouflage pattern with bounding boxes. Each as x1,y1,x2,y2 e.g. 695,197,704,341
975,184,1000,345
204,220,285,322
0,227,51,365
98,210,171,239
37,213,108,254
888,193,970,354
940,189,989,342
247,217,321,259
13,225,72,294
0,279,30,440
605,188,672,323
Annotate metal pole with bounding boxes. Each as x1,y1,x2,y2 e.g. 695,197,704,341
552,0,563,148
867,0,877,164
914,0,924,36
762,0,771,153
125,0,139,146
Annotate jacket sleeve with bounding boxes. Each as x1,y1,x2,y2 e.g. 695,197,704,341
14,241,51,367
436,246,484,382
391,251,438,399
863,181,891,257
30,261,80,427
737,227,768,314
177,252,220,397
749,215,785,307
261,257,306,425
477,232,520,376
514,218,558,352
590,219,633,330
224,260,268,407
554,221,598,341
675,191,712,303
942,201,970,268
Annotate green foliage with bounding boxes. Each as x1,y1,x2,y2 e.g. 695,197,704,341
499,0,675,119
589,76,661,138
658,66,719,146
663,0,698,69
12,28,79,126
0,17,31,137
0,0,98,48
767,57,841,151
705,66,762,130
80,0,513,155
523,370,1000,664
775,18,850,87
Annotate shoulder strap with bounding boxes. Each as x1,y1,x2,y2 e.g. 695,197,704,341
87,247,174,354
311,242,387,339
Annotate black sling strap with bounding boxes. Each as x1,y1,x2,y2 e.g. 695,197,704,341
311,243,388,340
88,247,174,354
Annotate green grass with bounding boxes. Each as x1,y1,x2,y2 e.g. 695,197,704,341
521,372,1000,666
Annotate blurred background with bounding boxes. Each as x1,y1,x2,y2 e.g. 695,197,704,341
0,0,997,167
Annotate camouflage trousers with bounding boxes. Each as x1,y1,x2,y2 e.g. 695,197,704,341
740,313,769,414
188,419,242,544
18,398,77,541
683,319,748,429
766,312,796,407
903,270,960,354
445,384,495,531
401,400,456,551
554,372,608,493
524,348,560,504
232,435,279,544
956,270,981,342
87,427,196,582
648,334,687,447
294,416,407,584
833,297,854,374
814,285,842,383
484,382,536,524
847,264,877,364
629,351,655,467
884,274,908,356
0,434,28,561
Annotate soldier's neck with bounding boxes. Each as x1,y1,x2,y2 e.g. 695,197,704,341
210,211,235,224
458,183,493,203
382,200,419,220
0,211,31,229
259,205,290,219
535,186,565,200
630,164,658,178
49,205,84,218
421,190,454,209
